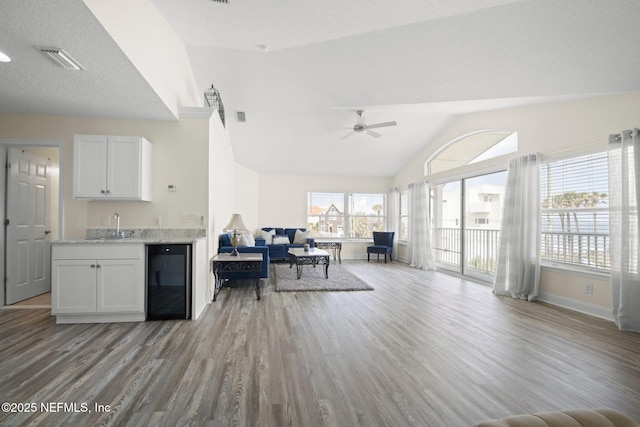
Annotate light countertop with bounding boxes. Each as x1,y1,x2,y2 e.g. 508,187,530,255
54,236,206,244
53,228,207,245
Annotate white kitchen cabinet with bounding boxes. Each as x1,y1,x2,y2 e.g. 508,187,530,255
96,259,142,313
53,259,97,314
73,134,152,201
52,243,145,324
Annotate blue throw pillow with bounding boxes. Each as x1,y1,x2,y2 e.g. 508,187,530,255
220,233,232,247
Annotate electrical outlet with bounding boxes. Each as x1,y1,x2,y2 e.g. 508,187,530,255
584,283,593,294
154,217,162,226
180,212,200,223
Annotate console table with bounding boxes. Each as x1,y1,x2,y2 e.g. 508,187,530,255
211,253,263,301
314,241,342,264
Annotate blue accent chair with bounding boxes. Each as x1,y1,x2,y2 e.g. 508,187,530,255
367,231,394,263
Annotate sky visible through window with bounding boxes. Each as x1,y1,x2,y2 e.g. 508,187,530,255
307,192,343,213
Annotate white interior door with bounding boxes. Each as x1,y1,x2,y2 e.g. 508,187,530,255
5,147,51,304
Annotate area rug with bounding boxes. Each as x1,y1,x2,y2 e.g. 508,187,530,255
273,263,374,292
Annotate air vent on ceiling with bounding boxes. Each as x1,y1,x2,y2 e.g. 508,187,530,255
237,111,246,122
37,47,85,71
210,0,229,3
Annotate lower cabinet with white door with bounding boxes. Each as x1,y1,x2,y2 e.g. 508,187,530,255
52,243,145,324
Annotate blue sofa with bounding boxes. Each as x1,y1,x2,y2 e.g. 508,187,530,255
255,227,315,262
218,234,270,280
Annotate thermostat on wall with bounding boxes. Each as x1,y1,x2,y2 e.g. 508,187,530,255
168,184,178,192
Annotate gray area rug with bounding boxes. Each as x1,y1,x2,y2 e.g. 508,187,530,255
273,263,374,292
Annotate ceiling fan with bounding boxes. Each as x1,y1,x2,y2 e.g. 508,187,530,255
341,110,397,139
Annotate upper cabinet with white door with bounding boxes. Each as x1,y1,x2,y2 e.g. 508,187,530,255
73,135,152,201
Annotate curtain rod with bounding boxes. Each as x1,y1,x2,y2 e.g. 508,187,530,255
611,128,640,142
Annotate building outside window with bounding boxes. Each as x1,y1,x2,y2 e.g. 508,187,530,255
307,192,386,239
426,130,515,282
307,192,344,238
431,171,506,282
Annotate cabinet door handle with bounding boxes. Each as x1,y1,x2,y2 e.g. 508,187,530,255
100,190,106,194
106,189,111,195
96,264,101,268
90,264,96,268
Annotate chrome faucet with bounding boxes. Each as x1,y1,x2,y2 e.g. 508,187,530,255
113,212,120,237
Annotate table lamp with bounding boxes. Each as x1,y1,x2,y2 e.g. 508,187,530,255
224,213,248,256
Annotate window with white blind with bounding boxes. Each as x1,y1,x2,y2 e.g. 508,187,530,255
348,193,386,239
307,192,386,239
399,190,408,241
540,151,609,271
307,192,345,238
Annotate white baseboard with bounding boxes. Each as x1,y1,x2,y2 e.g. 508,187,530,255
537,292,614,322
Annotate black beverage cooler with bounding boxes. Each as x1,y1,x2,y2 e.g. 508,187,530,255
146,244,191,320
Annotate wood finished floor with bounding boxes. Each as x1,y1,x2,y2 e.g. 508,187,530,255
1,261,639,426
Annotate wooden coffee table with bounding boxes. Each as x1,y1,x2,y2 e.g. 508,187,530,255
288,248,330,279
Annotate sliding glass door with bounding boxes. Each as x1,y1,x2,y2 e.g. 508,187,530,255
432,181,461,271
432,170,506,282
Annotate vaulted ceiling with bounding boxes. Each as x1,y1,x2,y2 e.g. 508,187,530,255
1,0,640,177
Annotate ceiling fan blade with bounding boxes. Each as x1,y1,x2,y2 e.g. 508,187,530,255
365,120,397,130
341,131,354,140
366,129,382,138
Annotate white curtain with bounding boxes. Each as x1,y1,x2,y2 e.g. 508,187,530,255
388,188,400,256
608,128,640,332
409,181,436,270
493,154,540,301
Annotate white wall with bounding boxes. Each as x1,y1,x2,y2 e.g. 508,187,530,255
84,0,200,116
0,113,211,239
86,119,210,231
395,92,640,186
234,163,260,233
208,113,236,255
393,91,640,316
257,172,392,259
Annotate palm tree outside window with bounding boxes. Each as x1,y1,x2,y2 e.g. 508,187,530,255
540,151,609,271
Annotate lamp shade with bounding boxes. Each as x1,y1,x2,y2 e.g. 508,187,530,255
224,214,248,233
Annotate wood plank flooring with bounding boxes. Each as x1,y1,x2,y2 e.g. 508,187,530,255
0,292,51,309
1,260,639,426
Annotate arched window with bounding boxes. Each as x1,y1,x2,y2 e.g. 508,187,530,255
426,130,518,176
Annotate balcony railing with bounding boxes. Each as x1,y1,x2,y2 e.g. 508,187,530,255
433,228,500,275
541,231,610,270
432,227,610,276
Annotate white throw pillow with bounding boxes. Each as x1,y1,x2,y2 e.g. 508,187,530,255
272,235,290,245
260,229,276,243
293,229,309,244
239,233,255,247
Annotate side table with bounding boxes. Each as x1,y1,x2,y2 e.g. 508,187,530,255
314,241,342,264
211,253,263,300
